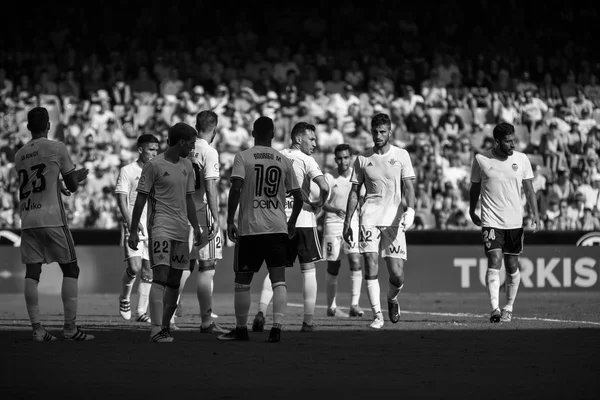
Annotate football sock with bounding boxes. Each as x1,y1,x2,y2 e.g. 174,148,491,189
350,270,362,306
62,277,78,331
326,272,338,309
120,268,136,300
258,275,273,314
24,278,41,329
178,269,192,302
149,282,166,332
136,280,151,315
366,278,381,314
197,270,215,327
486,268,501,310
162,286,179,328
301,268,317,325
387,282,403,302
504,270,521,312
234,285,251,328
272,283,287,327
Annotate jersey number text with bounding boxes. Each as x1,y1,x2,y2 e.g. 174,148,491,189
18,163,47,200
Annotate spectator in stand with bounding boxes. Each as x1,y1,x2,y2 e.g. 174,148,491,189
437,102,465,142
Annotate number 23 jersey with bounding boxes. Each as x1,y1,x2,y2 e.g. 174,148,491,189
15,138,76,229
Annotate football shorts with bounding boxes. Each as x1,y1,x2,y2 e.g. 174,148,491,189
21,227,77,265
149,237,190,270
188,225,223,261
481,227,524,255
322,220,359,261
234,233,288,273
122,228,149,261
358,225,407,260
286,227,322,267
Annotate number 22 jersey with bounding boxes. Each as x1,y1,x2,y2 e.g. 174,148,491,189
15,138,76,229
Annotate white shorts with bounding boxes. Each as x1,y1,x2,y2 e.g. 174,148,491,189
188,225,223,261
122,229,149,261
149,237,190,270
358,225,407,260
322,220,359,261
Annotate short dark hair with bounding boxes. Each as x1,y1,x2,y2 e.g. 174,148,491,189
137,134,159,147
334,144,351,156
493,122,515,141
252,116,274,139
168,123,196,146
371,113,391,130
196,110,218,133
27,107,49,133
291,122,316,141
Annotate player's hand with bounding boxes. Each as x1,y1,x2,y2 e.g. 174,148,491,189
227,222,238,244
287,221,296,239
193,227,202,246
208,220,219,241
128,231,140,251
335,209,346,219
343,222,353,245
309,201,322,215
399,207,415,232
60,185,71,196
72,166,89,183
469,210,482,227
531,217,540,233
137,223,147,241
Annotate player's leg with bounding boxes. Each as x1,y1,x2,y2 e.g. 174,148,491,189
501,229,524,322
359,226,384,328
119,255,141,321
162,266,183,333
482,227,505,323
323,233,344,316
380,226,407,323
148,264,172,342
135,258,152,322
197,229,224,332
298,227,322,330
266,266,286,343
347,253,364,317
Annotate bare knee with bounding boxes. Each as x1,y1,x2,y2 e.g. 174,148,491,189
59,262,80,279
327,261,341,276
487,250,503,269
126,257,142,276
348,255,362,272
300,262,315,272
504,255,520,274
166,268,183,289
152,265,170,286
234,272,254,286
363,253,379,276
198,260,216,273
25,264,42,281
267,267,285,284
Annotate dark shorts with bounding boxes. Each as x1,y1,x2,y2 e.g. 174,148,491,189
234,233,288,273
286,227,322,267
481,227,524,255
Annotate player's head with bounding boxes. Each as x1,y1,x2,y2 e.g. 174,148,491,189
370,113,392,149
27,107,50,136
334,143,352,172
492,122,516,156
196,110,219,143
137,134,159,163
252,116,275,144
167,123,197,157
291,122,317,155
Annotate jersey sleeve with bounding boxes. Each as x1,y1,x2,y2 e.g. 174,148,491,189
114,167,129,194
137,162,155,194
57,142,76,176
350,156,364,184
305,156,323,181
470,155,482,183
522,154,534,180
400,149,416,179
283,157,300,192
205,148,220,180
231,153,245,181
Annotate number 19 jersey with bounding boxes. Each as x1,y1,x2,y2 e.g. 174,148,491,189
230,145,299,236
14,138,76,229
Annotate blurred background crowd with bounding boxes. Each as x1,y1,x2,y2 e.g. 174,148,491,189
1,0,599,234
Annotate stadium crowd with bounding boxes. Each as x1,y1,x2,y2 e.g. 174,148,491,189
1,1,600,233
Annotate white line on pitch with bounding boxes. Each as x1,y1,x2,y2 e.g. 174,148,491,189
287,302,600,326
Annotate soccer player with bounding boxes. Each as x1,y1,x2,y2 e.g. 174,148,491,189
116,134,159,323
343,113,416,329
181,110,226,333
218,116,302,343
252,122,329,332
469,122,540,323
322,144,364,318
128,122,201,343
16,107,93,341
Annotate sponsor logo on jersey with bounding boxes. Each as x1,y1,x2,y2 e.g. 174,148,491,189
253,199,280,209
21,199,43,212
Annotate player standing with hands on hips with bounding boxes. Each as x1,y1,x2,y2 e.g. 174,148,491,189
469,122,540,323
343,113,416,329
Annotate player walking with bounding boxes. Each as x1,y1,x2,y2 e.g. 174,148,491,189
218,116,303,342
252,122,329,332
322,144,364,318
469,122,540,323
116,134,159,323
343,113,416,329
128,123,201,343
16,107,94,341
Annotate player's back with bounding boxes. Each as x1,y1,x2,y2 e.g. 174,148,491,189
233,146,296,236
14,138,74,229
189,138,220,216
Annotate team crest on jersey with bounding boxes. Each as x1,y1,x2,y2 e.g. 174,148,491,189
139,176,146,185
213,163,219,171
512,164,518,171
388,158,398,166
182,169,188,176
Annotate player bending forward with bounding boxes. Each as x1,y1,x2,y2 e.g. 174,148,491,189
128,123,202,343
218,117,302,343
469,122,540,323
322,144,364,317
16,107,93,341
344,113,416,329
116,134,159,323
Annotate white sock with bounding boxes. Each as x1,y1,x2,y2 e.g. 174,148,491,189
24,278,41,330
258,275,273,314
136,280,151,315
350,270,362,306
326,272,338,310
120,268,136,300
486,268,501,311
272,283,287,327
366,278,381,314
234,285,251,328
301,268,317,325
197,269,215,327
149,282,166,332
62,277,78,331
505,270,521,312
387,282,403,302
179,269,191,298
162,286,179,328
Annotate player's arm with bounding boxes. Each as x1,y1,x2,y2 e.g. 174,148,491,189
226,178,243,243
115,169,131,230
185,161,202,245
186,193,200,232
58,142,87,192
400,177,416,231
343,183,361,243
129,192,148,250
205,178,220,238
312,175,330,207
522,179,540,233
469,156,483,226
